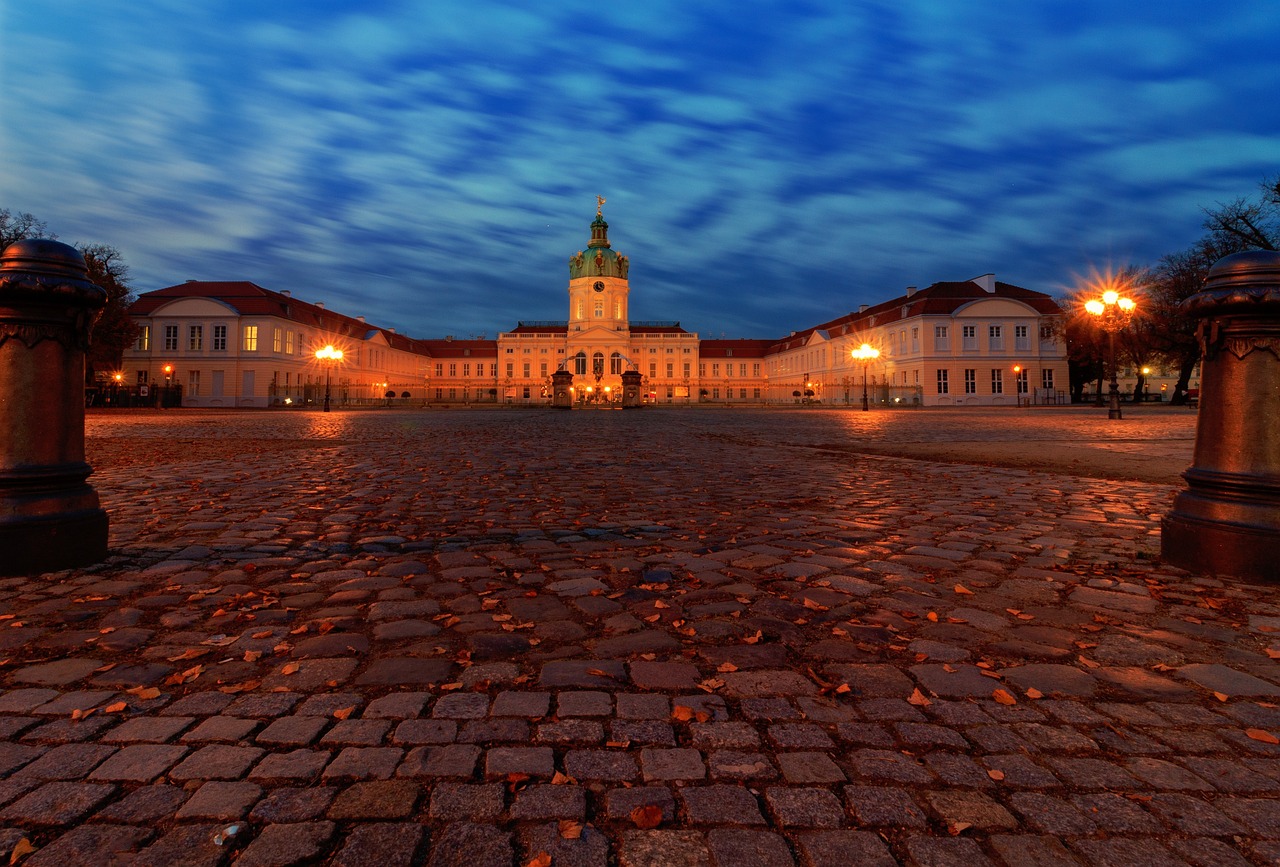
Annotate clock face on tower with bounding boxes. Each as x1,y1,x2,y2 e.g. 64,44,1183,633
593,281,605,293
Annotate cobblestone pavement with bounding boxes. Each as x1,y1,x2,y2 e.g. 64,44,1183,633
3,406,1278,866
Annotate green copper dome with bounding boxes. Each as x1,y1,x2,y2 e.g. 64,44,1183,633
569,214,629,279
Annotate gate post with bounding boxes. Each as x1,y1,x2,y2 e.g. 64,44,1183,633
0,239,109,575
1162,250,1280,580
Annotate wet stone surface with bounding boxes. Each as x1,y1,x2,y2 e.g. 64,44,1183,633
0,406,1273,865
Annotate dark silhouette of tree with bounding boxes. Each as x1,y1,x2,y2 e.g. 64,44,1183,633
1200,175,1279,252
79,243,140,380
0,209,53,248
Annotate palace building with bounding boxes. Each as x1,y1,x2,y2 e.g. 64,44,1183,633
122,204,1067,408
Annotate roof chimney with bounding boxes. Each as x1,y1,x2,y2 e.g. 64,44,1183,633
905,286,917,297
315,301,324,309
357,316,365,323
973,274,995,293
858,305,869,313
280,290,291,297
185,279,197,283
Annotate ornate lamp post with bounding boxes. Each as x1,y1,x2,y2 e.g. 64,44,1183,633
1085,288,1136,419
315,344,343,412
851,343,880,411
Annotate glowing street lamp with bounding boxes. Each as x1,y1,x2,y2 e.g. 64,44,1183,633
315,344,344,412
1084,288,1137,419
850,343,880,412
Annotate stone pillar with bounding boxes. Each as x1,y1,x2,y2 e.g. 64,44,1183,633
551,369,574,409
0,239,109,575
621,369,643,408
1162,249,1280,581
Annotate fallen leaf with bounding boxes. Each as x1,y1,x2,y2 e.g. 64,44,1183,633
1213,692,1230,702
251,630,273,639
558,819,583,839
551,771,575,785
125,686,162,700
333,706,356,720
586,668,615,679
907,688,932,707
630,804,663,829
280,662,301,676
926,612,939,622
743,630,763,645
439,682,463,691
523,853,552,867
992,689,1017,706
104,701,128,714
987,769,1005,781
672,706,694,722
167,648,207,662
9,837,36,864
947,820,973,835
243,650,263,663
1246,728,1280,744
1265,648,1280,660
1025,687,1044,700
802,598,828,611
71,708,97,721
953,584,974,595
698,678,725,692
218,680,260,694
717,662,739,673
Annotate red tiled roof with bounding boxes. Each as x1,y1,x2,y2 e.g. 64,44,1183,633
768,279,1062,352
699,339,773,358
130,281,426,353
133,281,427,353
415,339,498,358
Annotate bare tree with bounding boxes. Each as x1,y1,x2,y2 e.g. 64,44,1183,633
79,243,140,380
1200,175,1279,252
0,209,54,249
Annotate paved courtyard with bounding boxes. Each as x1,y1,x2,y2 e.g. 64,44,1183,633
2,406,1278,866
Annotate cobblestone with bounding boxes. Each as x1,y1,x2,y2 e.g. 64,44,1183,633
0,408,1270,864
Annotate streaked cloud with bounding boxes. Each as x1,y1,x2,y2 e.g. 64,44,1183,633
2,0,1277,340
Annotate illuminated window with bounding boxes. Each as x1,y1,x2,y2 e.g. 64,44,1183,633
243,326,258,351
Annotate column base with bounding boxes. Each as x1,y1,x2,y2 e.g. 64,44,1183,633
0,509,108,576
1162,511,1280,582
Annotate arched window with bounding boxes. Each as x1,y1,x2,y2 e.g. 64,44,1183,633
574,352,587,375
592,352,605,376
610,352,623,375
615,300,623,319
594,302,603,318
576,299,584,320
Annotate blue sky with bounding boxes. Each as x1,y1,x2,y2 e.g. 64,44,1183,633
3,1,1277,339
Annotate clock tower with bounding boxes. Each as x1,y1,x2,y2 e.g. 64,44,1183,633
567,196,630,333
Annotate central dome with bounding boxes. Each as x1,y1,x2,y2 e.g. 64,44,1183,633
569,215,629,279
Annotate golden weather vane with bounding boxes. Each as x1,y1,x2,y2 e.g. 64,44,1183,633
596,195,606,218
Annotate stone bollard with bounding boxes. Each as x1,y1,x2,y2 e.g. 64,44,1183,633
551,369,574,409
0,239,109,575
1162,249,1280,581
621,369,643,408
